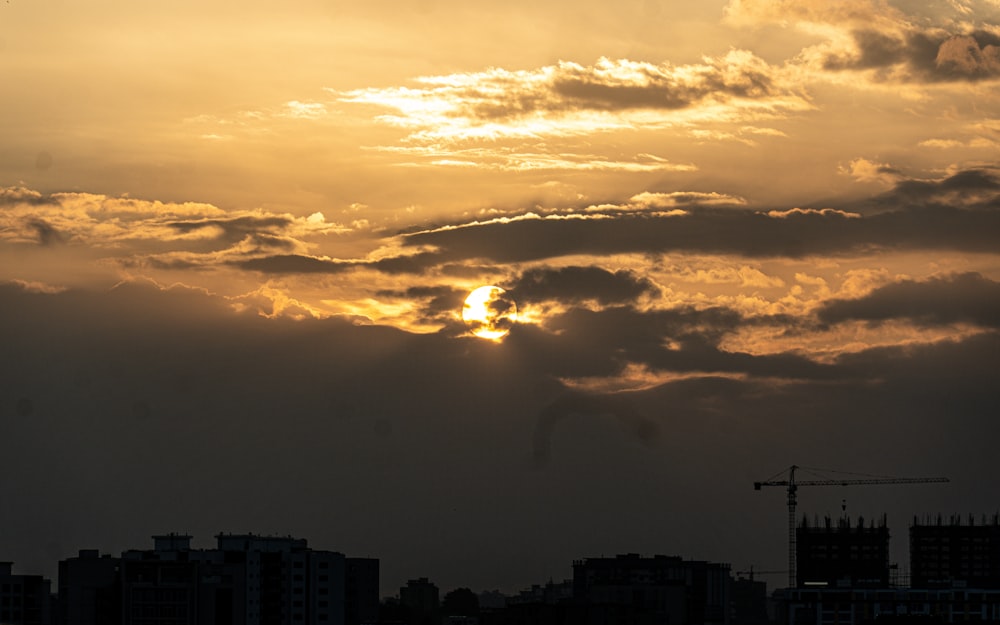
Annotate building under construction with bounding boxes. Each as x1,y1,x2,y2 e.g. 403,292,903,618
778,514,1000,624
796,516,890,589
911,514,1000,590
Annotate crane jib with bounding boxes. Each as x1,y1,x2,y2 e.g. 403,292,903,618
753,466,949,589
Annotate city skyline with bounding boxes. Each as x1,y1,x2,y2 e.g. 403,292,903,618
1,0,998,596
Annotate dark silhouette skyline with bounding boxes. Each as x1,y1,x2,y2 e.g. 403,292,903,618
8,516,1000,624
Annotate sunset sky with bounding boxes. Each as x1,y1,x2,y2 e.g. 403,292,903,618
1,0,999,594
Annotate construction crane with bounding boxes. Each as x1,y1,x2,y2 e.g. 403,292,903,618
754,465,949,589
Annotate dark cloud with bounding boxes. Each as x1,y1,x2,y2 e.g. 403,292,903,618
0,279,997,590
391,169,1000,267
361,53,795,127
237,251,444,275
875,168,1000,207
377,285,469,331
0,186,54,207
371,252,447,274
167,216,295,246
501,305,834,384
120,257,203,271
550,62,772,111
238,254,353,274
934,32,1000,80
381,285,464,315
832,30,908,69
213,170,1000,281
403,204,1000,265
510,266,659,305
245,233,300,252
825,29,1000,82
818,272,1000,329
24,217,64,246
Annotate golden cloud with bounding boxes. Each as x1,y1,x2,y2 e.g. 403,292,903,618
335,53,811,169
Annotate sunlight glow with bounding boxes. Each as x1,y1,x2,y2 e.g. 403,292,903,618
462,285,518,341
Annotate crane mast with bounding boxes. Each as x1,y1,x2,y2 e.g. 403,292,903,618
754,465,949,589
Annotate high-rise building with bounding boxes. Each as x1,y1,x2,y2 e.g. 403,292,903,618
120,533,249,625
57,533,376,625
796,516,890,588
399,578,440,625
775,513,1000,624
911,515,1000,589
215,533,345,625
731,575,769,625
58,550,120,625
345,558,379,625
572,553,731,625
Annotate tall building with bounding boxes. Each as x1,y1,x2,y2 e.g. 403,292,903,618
119,549,200,625
775,513,1000,624
796,516,890,589
58,550,120,625
120,533,249,625
0,561,52,625
399,578,440,625
572,553,732,625
911,515,1000,589
58,533,376,625
216,533,345,625
731,575,769,625
345,558,379,625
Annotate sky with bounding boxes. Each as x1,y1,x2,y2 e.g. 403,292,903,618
1,0,999,595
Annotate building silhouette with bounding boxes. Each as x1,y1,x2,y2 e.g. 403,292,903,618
778,514,1000,624
796,516,890,589
28,514,1000,625
483,554,733,625
0,561,52,625
399,578,440,625
572,554,731,625
55,533,377,625
779,586,1000,624
911,515,1000,589
120,533,253,624
58,550,119,625
731,575,769,625
506,579,573,606
346,557,380,625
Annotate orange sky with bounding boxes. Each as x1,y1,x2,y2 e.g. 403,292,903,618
1,0,999,594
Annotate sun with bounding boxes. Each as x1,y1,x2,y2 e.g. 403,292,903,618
462,286,518,341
